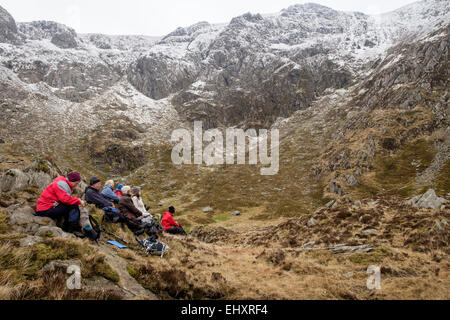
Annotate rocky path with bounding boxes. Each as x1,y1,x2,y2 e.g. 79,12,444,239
98,243,159,300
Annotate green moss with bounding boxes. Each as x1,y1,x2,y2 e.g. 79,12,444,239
349,245,392,264
435,159,450,194
0,210,8,234
373,139,436,196
213,214,230,223
127,264,138,278
93,259,120,283
39,231,54,239
36,161,50,173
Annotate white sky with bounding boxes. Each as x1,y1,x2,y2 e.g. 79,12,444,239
1,0,419,36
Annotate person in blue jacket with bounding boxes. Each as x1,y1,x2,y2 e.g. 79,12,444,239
102,180,120,204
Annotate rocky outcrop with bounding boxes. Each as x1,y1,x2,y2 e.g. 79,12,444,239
51,31,78,49
18,20,78,44
0,159,61,193
127,53,198,100
0,5,19,43
0,169,30,192
6,206,72,237
408,189,448,209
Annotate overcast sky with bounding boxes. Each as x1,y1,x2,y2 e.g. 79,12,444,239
1,0,419,36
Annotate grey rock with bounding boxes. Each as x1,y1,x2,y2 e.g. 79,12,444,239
343,271,354,278
51,31,77,49
325,199,341,209
8,206,56,234
329,244,374,254
407,189,448,209
353,200,362,208
329,181,346,196
42,259,81,273
19,235,43,247
202,206,214,213
35,226,70,238
0,169,30,192
343,174,359,187
231,211,241,216
434,221,443,231
325,200,335,208
307,217,318,227
441,219,448,226
162,182,176,190
0,5,19,43
362,228,378,234
128,53,198,100
301,241,316,248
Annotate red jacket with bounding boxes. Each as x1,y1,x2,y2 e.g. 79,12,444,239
114,190,123,198
36,176,81,212
161,211,179,231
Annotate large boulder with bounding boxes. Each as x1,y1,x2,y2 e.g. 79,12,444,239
408,189,447,209
0,5,18,43
329,181,346,196
51,31,78,49
7,206,56,234
35,225,71,238
0,169,30,192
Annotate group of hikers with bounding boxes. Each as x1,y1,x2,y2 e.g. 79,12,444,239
34,171,187,242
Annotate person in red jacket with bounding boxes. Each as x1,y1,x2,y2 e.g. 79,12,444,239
114,184,123,198
161,206,187,235
35,172,87,235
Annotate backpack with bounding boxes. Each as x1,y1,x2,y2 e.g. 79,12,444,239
102,207,124,223
88,215,102,241
136,235,169,258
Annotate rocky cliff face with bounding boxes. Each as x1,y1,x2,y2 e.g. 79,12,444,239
127,1,449,128
0,5,19,44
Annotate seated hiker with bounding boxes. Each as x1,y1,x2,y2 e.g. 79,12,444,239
34,172,97,240
114,184,123,198
117,186,163,237
117,186,144,232
102,180,120,204
131,186,152,217
161,206,187,235
85,177,122,224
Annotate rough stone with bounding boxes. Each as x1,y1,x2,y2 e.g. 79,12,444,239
19,235,43,247
0,169,30,192
202,206,214,213
307,217,318,227
343,174,359,187
329,181,346,196
35,226,70,238
353,200,362,208
407,189,447,209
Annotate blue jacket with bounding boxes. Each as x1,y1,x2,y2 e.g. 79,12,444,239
102,185,120,203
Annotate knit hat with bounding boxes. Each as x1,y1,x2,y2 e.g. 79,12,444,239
89,176,101,186
67,172,81,182
132,186,141,196
116,184,123,191
122,186,131,195
169,206,175,214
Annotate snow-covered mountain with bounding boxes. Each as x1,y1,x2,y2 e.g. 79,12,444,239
0,0,449,172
